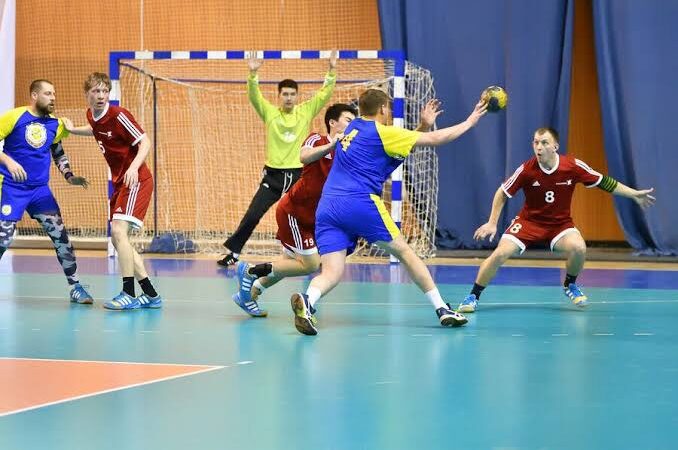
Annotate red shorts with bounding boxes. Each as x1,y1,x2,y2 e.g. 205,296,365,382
110,178,153,229
501,216,579,253
275,201,318,256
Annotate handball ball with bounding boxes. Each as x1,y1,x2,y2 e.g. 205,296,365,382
481,86,508,112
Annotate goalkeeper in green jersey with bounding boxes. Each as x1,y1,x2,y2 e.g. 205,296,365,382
218,50,338,267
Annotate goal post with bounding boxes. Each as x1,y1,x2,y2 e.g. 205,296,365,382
109,49,438,258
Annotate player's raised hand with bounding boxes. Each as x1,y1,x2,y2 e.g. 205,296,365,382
466,99,488,127
633,187,656,209
420,99,443,130
474,222,498,242
68,175,89,189
4,156,27,182
123,167,139,188
328,49,338,70
248,51,263,73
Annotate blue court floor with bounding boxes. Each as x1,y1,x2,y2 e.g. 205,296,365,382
0,251,677,450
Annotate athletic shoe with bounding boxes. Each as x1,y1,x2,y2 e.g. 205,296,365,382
104,292,140,310
564,283,588,307
217,253,239,267
436,303,468,327
232,292,268,317
137,293,163,309
457,294,478,313
291,293,317,335
69,283,94,305
236,261,257,303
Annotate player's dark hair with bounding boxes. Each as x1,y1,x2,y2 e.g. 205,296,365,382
278,79,298,93
84,72,112,92
30,79,53,94
535,127,560,144
358,89,390,116
324,103,357,133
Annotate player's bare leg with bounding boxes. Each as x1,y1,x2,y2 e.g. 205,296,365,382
105,219,139,310
458,238,520,312
251,252,320,301
376,236,467,327
553,230,588,307
291,250,346,335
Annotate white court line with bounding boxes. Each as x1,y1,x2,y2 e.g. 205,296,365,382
593,333,614,336
633,333,654,336
511,334,524,337
0,356,227,367
367,334,384,337
552,333,569,337
0,361,225,418
411,334,432,337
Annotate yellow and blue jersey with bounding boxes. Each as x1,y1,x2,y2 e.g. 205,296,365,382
321,118,421,196
0,107,69,186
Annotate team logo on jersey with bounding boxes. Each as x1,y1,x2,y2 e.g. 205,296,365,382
115,207,123,213
98,131,113,138
556,179,573,186
281,131,297,143
1,205,12,216
25,122,47,149
324,153,333,160
532,181,541,186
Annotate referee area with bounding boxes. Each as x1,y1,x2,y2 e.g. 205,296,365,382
1,249,677,449
2,1,677,449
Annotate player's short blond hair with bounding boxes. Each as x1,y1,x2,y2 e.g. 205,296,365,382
358,89,390,116
84,72,112,92
535,127,560,144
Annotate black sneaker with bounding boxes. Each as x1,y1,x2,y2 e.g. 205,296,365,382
436,303,468,327
217,253,239,267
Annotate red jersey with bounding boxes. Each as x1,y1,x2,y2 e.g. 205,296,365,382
502,154,602,225
280,133,334,225
87,103,152,186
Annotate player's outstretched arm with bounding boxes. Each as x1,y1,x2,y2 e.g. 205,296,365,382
62,117,93,136
474,186,509,242
415,99,443,132
49,142,89,188
415,99,487,147
300,133,343,164
612,182,656,209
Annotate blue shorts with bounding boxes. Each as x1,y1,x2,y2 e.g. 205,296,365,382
315,194,400,255
0,179,60,222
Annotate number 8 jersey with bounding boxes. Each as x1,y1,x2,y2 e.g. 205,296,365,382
501,154,602,225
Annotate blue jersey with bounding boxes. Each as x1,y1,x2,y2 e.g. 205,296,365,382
0,107,69,186
321,118,421,196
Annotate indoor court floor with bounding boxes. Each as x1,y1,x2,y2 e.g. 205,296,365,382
1,250,676,450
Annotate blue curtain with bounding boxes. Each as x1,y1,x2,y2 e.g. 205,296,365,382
592,0,678,255
379,0,574,249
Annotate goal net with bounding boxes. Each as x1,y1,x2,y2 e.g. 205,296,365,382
18,50,439,258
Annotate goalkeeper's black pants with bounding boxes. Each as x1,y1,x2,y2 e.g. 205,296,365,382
223,166,302,254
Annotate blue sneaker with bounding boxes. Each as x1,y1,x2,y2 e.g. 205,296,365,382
236,261,257,303
290,293,317,335
457,294,478,313
70,283,94,304
104,292,140,310
137,293,163,309
232,292,268,317
436,303,468,327
564,283,588,307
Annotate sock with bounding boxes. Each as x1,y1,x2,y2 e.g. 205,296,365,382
249,262,273,278
139,277,158,297
471,283,486,299
425,288,447,310
305,286,322,308
253,279,266,293
123,277,135,297
564,273,577,288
